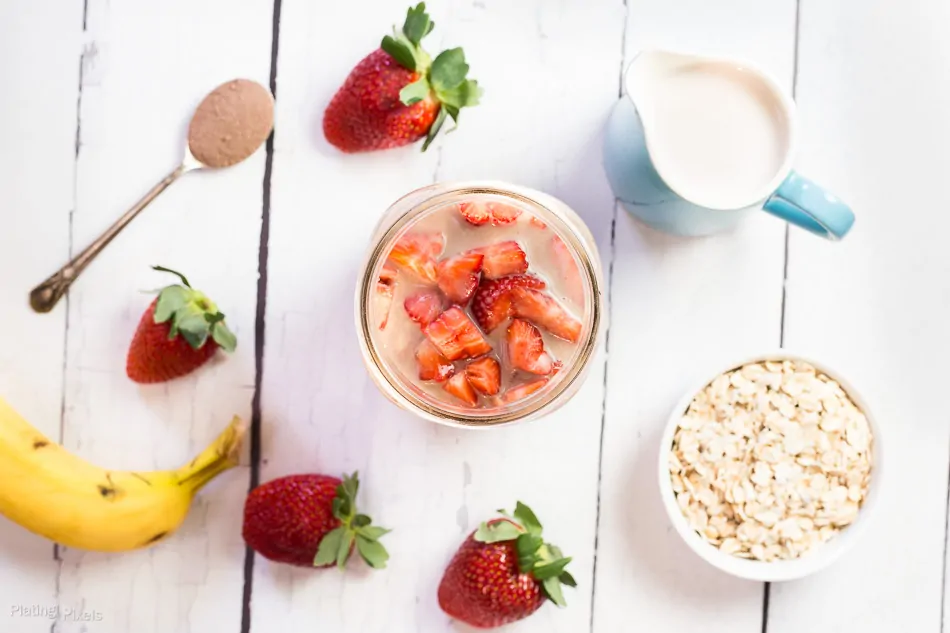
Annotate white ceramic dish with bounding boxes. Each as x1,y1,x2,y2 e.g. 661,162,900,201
657,351,883,582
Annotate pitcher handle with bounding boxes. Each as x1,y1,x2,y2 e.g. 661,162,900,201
763,171,855,240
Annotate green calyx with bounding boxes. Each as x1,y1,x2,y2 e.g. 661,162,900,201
380,3,483,151
313,472,391,570
474,501,576,607
151,265,236,353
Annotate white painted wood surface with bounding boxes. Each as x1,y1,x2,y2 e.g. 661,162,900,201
0,1,946,632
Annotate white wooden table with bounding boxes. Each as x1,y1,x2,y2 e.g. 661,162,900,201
2,1,945,631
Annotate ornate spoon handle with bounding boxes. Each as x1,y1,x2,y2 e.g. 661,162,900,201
29,164,187,313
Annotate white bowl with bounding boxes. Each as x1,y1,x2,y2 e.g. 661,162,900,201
657,351,883,581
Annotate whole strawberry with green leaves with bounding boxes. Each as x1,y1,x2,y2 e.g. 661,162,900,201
438,502,576,629
242,472,390,570
126,266,236,383
323,3,481,153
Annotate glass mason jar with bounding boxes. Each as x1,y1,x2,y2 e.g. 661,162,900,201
355,181,606,428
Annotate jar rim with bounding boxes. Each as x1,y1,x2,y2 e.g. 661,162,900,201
355,182,603,428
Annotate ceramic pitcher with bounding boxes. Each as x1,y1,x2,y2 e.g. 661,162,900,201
603,50,855,239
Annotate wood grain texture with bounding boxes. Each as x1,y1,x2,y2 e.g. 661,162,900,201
2,1,950,632
0,2,82,631
253,0,622,631
47,2,273,632
769,1,950,631
592,2,796,632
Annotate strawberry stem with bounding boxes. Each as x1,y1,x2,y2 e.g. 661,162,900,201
152,265,191,288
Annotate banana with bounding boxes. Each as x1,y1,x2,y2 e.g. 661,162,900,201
0,396,246,552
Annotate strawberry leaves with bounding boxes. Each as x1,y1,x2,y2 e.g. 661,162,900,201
380,3,481,151
314,472,391,570
424,48,481,149
382,3,435,73
381,35,418,71
473,501,575,607
475,520,522,542
403,2,434,46
151,265,236,353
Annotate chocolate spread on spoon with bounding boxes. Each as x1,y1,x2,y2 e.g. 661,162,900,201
188,79,274,168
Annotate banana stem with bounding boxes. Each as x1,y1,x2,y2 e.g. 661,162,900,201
175,416,247,493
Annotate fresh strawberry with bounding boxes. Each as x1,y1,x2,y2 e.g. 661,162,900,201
510,287,582,343
377,262,398,330
444,372,478,406
507,319,555,375
528,216,547,229
242,472,390,570
416,339,454,382
438,502,575,628
437,251,483,304
552,235,584,306
126,266,236,384
465,357,501,396
424,307,492,360
478,241,529,279
500,378,550,404
471,274,546,333
389,231,444,283
323,4,481,153
458,201,522,226
404,289,444,326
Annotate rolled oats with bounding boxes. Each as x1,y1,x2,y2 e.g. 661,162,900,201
669,360,873,562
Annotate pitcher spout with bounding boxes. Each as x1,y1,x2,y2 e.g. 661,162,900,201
624,50,704,122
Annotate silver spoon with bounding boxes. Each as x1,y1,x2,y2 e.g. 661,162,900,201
30,78,274,313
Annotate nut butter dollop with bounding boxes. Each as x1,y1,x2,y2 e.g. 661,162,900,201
188,79,274,168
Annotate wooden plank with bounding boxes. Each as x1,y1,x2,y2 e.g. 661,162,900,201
593,2,796,631
769,2,950,631
252,0,622,630
0,1,82,630
51,2,273,632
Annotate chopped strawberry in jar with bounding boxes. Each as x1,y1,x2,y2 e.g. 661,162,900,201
437,251,484,304
444,372,479,406
424,307,492,361
477,241,528,279
404,289,444,327
507,319,555,376
510,287,582,343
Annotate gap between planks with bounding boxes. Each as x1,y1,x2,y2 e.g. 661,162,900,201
240,0,283,632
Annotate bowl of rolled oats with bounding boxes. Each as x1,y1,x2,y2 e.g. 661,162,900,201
659,352,880,581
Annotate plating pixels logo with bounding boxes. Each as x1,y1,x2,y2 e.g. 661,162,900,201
9,605,104,621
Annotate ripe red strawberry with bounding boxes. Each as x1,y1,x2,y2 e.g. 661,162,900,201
377,262,398,330
471,274,546,333
242,472,390,570
477,241,529,279
438,502,575,629
500,378,550,404
415,339,454,382
510,287,582,343
465,357,501,396
404,289,444,327
126,266,236,384
444,372,478,406
323,4,481,153
424,307,492,360
437,251,483,304
458,201,522,226
552,235,585,306
389,231,444,283
507,319,555,375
